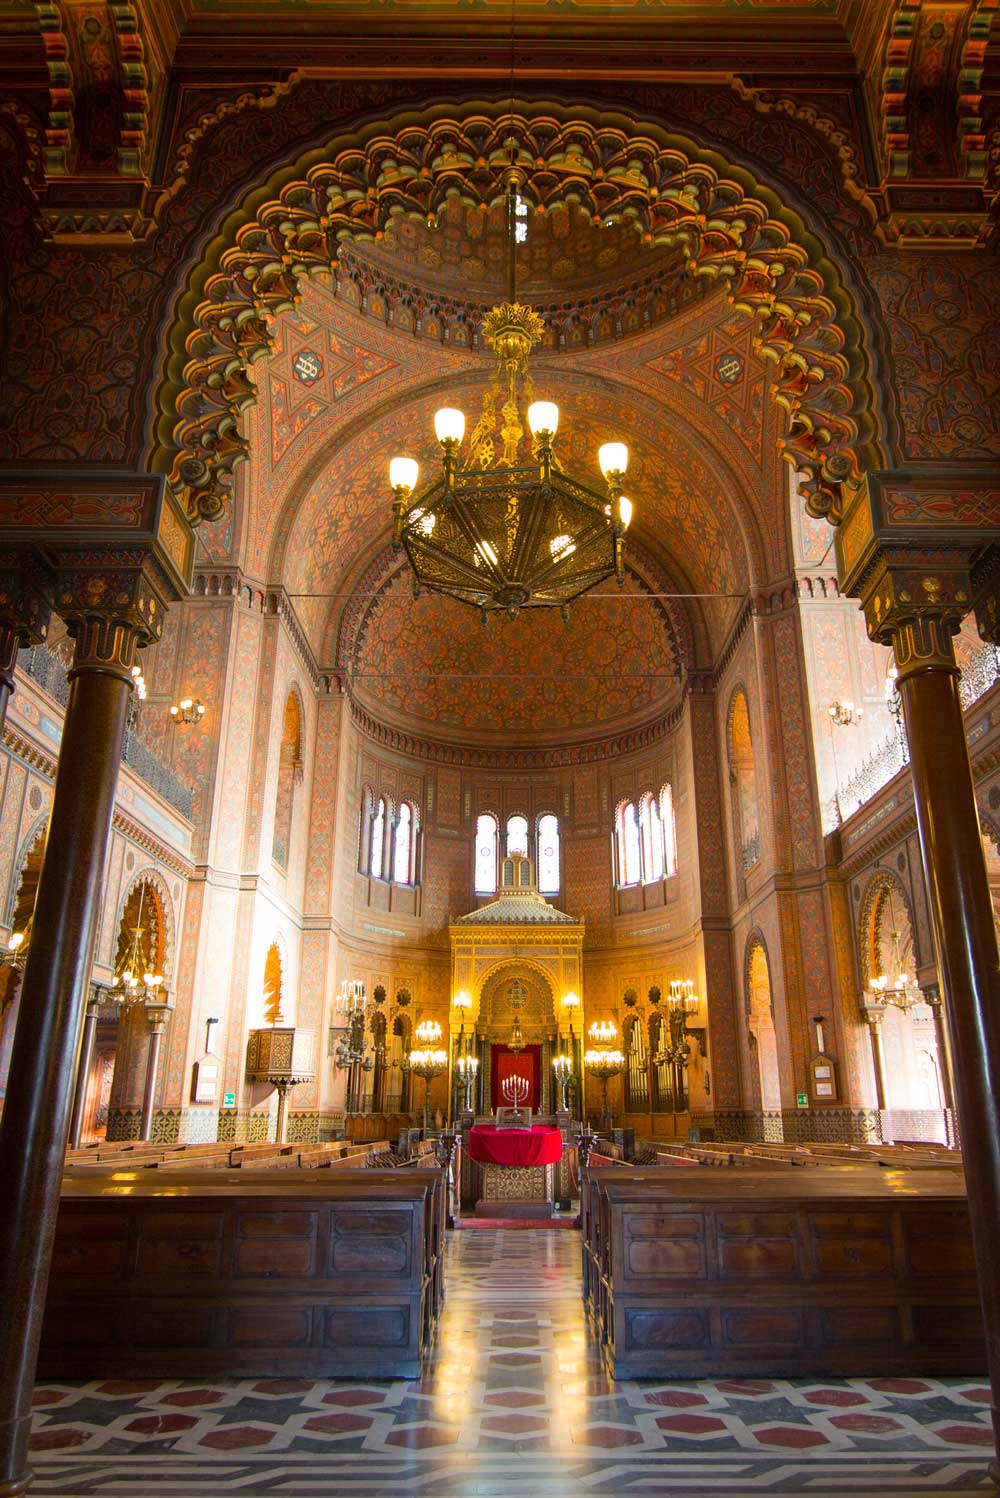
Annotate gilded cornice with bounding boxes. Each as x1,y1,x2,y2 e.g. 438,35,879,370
157,103,877,530
350,694,688,770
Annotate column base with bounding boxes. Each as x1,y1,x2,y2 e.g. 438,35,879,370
0,1475,32,1497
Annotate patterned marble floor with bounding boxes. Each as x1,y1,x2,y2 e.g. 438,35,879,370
28,1228,995,1496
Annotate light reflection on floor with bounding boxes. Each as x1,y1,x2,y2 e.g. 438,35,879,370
27,1227,995,1495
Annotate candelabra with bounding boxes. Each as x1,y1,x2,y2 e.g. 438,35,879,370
500,1074,530,1107
407,1046,449,1132
584,1019,624,1126
456,1053,479,1113
333,979,374,1112
653,980,700,1113
453,989,472,1051
552,1053,573,1112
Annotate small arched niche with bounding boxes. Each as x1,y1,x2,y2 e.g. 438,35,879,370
746,935,782,1121
272,689,303,870
728,688,760,878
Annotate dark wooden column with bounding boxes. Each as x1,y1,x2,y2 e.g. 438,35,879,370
68,993,100,1150
0,593,162,1496
837,468,1000,1481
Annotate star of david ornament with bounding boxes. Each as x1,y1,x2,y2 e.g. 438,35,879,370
715,352,743,385
293,349,323,384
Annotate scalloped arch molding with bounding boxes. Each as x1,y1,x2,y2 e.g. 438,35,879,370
153,100,885,530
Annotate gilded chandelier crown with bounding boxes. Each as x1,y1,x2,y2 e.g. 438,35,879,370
482,301,545,372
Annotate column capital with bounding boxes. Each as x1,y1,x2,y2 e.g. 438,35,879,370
835,465,1000,677
54,550,176,679
0,550,54,651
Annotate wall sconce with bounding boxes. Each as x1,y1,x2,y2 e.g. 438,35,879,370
131,665,147,700
170,697,206,725
828,699,863,727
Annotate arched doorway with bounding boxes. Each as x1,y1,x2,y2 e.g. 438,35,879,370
745,935,782,1140
0,824,47,1099
477,964,557,1116
860,873,948,1142
103,879,168,1142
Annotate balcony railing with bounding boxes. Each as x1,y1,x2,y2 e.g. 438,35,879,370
17,646,194,821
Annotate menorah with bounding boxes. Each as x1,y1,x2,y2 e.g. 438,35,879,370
501,1074,530,1107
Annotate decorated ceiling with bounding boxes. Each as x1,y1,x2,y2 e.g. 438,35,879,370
364,198,676,299
346,563,684,746
191,170,785,746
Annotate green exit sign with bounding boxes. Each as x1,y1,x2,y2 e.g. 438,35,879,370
223,1092,236,1108
796,1092,809,1109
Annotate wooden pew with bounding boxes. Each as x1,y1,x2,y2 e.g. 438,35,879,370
41,1166,446,1380
582,1164,983,1379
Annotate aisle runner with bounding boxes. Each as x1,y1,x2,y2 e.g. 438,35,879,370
27,1231,993,1496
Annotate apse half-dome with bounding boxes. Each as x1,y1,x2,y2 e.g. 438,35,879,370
341,558,685,749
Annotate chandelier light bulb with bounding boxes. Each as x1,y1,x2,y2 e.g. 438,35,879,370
618,495,633,529
389,456,419,494
434,407,466,445
454,990,471,1010
8,931,24,951
563,990,580,1010
527,400,559,438
599,441,629,479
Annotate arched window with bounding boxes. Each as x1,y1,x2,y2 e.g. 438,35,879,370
393,802,414,885
616,801,641,887
537,813,560,894
370,796,387,879
475,814,498,895
506,814,529,857
639,794,664,883
660,784,678,876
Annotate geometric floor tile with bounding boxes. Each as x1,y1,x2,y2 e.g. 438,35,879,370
27,1228,995,1495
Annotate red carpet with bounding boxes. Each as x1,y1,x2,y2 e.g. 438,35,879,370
456,1215,579,1230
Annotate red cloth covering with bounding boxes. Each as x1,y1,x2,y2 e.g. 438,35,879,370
467,1124,563,1167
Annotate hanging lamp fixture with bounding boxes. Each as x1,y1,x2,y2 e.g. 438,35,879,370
388,144,633,621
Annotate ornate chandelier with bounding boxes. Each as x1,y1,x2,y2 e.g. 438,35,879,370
867,927,920,1013
104,887,166,1010
389,153,633,621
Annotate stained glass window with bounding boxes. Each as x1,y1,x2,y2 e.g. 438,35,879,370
506,814,529,857
371,796,386,878
537,813,560,893
639,794,664,882
661,785,678,875
475,813,498,895
394,802,412,884
617,801,641,886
